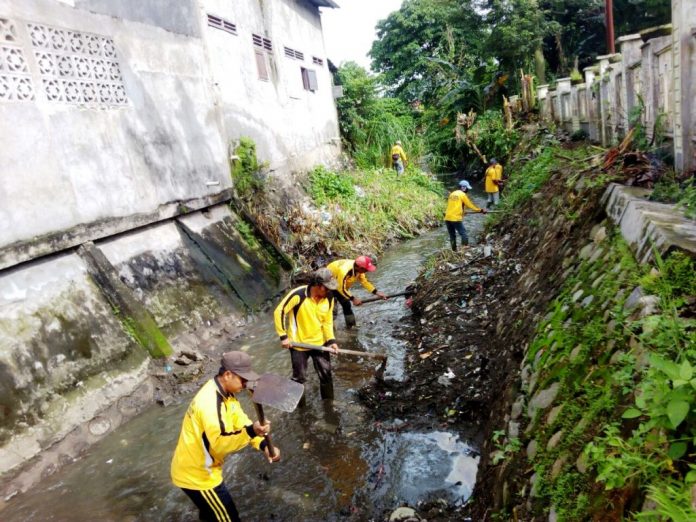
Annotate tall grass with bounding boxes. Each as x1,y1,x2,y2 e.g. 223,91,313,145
308,165,444,256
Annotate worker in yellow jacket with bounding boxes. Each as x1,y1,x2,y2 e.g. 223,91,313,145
485,158,503,208
274,268,339,402
444,180,486,251
327,256,387,329
390,140,408,175
171,351,279,522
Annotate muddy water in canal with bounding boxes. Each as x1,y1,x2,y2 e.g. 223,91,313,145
2,191,488,521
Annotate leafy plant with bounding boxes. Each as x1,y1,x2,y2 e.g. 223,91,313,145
230,137,266,199
308,166,355,204
492,430,522,464
677,182,696,219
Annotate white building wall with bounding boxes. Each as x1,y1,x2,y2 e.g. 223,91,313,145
0,0,340,266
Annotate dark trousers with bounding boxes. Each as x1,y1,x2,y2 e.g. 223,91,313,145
335,292,353,317
290,348,333,386
182,483,240,522
445,220,468,251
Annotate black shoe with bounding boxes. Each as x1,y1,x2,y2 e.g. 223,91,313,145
345,314,357,329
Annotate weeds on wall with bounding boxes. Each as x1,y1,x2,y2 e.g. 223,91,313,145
230,137,267,200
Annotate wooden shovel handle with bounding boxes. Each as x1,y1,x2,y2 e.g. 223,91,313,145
253,402,276,459
291,342,387,361
360,291,411,304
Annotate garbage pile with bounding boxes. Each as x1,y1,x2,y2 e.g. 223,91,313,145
360,238,525,426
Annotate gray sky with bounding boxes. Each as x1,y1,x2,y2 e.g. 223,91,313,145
320,1,404,70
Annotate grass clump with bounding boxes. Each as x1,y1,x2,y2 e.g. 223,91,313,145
307,166,444,256
230,137,267,200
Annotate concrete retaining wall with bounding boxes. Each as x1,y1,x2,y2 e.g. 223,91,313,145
536,0,696,173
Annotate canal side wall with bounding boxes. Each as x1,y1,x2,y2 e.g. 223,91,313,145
474,181,695,518
0,202,289,501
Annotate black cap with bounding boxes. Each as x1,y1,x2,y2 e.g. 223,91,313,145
221,351,260,381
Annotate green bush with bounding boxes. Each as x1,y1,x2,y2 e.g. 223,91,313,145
230,137,265,199
677,182,696,219
308,166,355,204
467,110,520,163
306,165,444,255
335,63,425,169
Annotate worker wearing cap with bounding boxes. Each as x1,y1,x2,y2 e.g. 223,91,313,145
444,180,486,251
274,268,339,402
327,256,387,329
485,158,503,208
171,351,280,522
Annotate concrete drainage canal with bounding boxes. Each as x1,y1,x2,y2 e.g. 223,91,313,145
1,195,489,521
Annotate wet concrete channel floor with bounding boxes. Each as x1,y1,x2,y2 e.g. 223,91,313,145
2,190,488,521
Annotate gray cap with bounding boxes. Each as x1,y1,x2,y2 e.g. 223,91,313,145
314,268,338,290
458,180,472,190
221,351,259,381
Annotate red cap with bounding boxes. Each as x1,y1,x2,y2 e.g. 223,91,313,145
355,255,376,272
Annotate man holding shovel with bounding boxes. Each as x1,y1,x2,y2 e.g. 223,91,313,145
327,255,387,329
274,268,340,402
171,351,280,522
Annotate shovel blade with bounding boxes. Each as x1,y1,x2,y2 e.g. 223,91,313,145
251,373,304,413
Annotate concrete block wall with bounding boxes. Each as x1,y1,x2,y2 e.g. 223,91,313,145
537,0,696,173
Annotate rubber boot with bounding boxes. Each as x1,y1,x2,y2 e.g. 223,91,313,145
319,382,334,401
345,313,357,329
450,240,457,252
486,201,493,209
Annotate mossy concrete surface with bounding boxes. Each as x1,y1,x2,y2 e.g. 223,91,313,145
0,251,149,487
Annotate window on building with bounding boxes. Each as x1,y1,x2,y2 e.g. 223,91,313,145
312,56,324,66
301,67,318,92
207,14,237,35
253,33,273,81
284,46,304,61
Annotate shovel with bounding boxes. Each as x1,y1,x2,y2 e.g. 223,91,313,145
248,373,304,459
359,291,412,305
291,342,388,379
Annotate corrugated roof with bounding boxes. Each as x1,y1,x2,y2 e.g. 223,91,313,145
306,0,339,8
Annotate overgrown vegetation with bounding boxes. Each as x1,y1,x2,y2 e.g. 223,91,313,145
335,63,425,169
361,0,670,171
306,165,444,256
230,137,266,200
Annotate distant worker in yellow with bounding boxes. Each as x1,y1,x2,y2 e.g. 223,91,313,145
444,180,486,251
390,140,408,175
485,158,503,208
274,268,339,402
328,256,387,329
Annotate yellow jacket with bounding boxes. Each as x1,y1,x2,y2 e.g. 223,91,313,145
327,259,377,300
444,190,481,221
485,164,503,193
171,379,264,490
390,144,407,166
274,285,336,350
